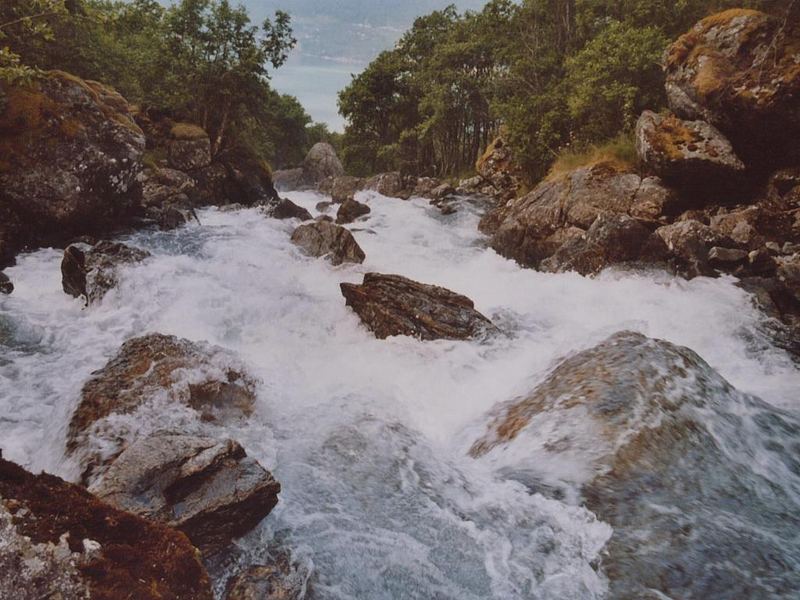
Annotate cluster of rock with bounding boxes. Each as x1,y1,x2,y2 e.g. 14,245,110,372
458,133,522,202
482,9,800,341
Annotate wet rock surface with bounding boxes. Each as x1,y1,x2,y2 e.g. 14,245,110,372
0,454,213,600
475,134,522,202
225,555,309,600
91,434,280,556
67,333,257,481
340,273,496,340
268,198,313,221
336,198,371,224
290,221,366,265
0,273,12,295
61,240,150,304
471,331,800,599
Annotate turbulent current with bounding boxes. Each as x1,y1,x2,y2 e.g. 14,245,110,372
1,190,799,599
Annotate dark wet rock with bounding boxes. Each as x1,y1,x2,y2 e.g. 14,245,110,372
268,198,313,221
61,240,150,305
192,162,229,206
222,154,280,207
225,555,309,600
340,273,496,340
336,198,371,224
0,454,213,600
665,9,800,168
67,333,258,482
303,143,344,186
330,175,366,203
708,246,748,267
471,331,800,599
0,273,12,295
91,434,280,556
167,123,211,172
485,163,677,269
635,110,745,198
0,71,145,259
475,134,522,202
290,221,365,266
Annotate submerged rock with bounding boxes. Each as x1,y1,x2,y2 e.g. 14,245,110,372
0,71,145,259
67,333,258,481
340,273,496,340
336,198,371,224
290,221,366,266
635,110,745,197
0,454,212,600
268,198,313,221
61,240,150,305
471,331,800,599
0,272,12,295
91,434,280,556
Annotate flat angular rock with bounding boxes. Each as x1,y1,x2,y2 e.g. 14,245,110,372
0,454,212,600
61,240,150,304
291,221,365,266
340,273,496,340
336,198,371,224
91,434,280,556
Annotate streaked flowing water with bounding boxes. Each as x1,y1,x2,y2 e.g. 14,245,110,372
1,190,798,598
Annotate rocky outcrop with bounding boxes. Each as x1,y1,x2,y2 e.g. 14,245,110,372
635,110,745,197
61,240,150,305
0,272,12,295
91,434,280,556
139,167,197,229
168,123,211,172
336,198,371,224
340,273,496,340
290,221,366,266
267,198,313,221
0,454,213,600
0,71,145,263
475,134,522,202
665,9,800,168
303,143,344,186
67,333,258,482
470,331,800,599
330,175,366,203
484,163,676,270
225,555,309,600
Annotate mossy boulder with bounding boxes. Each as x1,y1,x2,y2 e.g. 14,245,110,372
476,133,522,202
0,71,145,260
665,9,800,167
168,123,211,171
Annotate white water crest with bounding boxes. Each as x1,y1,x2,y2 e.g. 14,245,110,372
1,189,799,598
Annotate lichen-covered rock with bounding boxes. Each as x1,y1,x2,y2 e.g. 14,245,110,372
290,221,365,266
330,175,366,203
0,272,12,295
485,163,677,269
470,331,800,599
340,273,496,340
303,143,344,185
67,333,258,482
0,454,213,600
665,9,800,167
267,198,313,221
225,555,310,600
476,134,522,202
336,198,371,224
91,434,280,556
635,110,745,197
0,71,145,258
168,123,211,171
61,240,150,305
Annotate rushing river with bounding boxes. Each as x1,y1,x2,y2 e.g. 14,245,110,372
1,190,799,599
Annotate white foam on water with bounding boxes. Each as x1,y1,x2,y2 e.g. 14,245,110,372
1,190,798,598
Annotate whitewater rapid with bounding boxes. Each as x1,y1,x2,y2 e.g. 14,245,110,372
1,190,799,598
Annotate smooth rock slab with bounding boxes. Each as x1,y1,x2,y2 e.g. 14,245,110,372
91,434,280,556
291,221,365,266
61,240,150,304
340,273,496,340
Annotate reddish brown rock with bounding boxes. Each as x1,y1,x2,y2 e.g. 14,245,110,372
340,273,496,340
336,198,371,224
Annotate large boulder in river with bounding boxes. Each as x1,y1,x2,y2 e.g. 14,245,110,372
484,162,677,269
635,110,745,198
167,123,211,172
0,454,213,600
340,273,496,340
665,9,800,167
290,221,366,266
67,333,258,482
331,175,366,203
470,331,800,599
303,143,344,186
336,198,371,224
61,240,150,304
0,71,145,259
364,172,407,198
267,198,313,221
0,272,12,295
91,434,280,556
